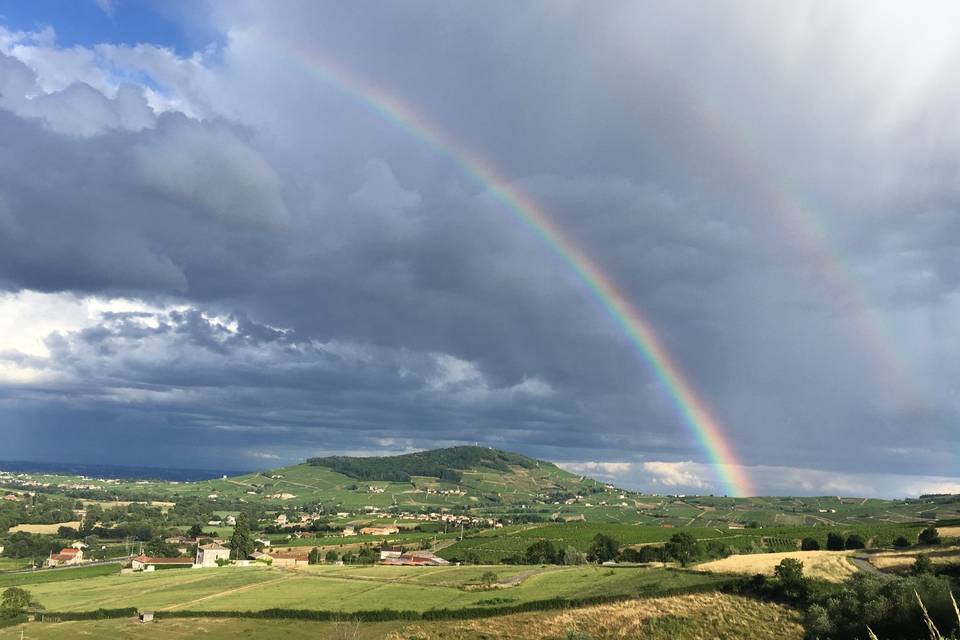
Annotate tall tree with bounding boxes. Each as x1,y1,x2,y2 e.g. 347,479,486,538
229,512,254,560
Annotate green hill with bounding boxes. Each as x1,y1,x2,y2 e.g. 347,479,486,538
306,446,541,483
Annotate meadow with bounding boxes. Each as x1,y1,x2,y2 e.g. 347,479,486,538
15,564,730,614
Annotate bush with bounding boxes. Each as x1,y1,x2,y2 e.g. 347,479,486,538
912,553,932,575
525,540,558,564
844,534,865,550
800,537,820,551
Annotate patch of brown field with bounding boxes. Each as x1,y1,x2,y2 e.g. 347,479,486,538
869,547,960,570
7,521,81,534
697,550,856,582
937,526,960,537
389,593,804,640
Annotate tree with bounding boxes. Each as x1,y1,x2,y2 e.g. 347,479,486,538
826,532,845,551
587,533,620,564
918,526,941,546
664,532,699,567
913,553,933,575
1,587,37,617
308,547,321,565
463,550,481,565
187,524,205,538
80,505,102,536
229,512,254,560
324,549,339,563
562,545,587,565
800,537,820,551
57,526,78,538
845,534,866,550
525,540,558,564
893,535,911,548
774,558,808,600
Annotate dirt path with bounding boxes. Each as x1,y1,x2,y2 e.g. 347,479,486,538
850,554,882,574
162,575,295,611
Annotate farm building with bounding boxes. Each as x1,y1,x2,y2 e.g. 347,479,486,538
249,551,308,568
131,555,194,571
360,526,400,536
2,494,20,501
341,526,356,536
44,547,84,567
379,546,403,561
195,542,231,567
139,611,154,623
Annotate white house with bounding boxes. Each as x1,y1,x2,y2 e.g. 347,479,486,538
195,542,231,567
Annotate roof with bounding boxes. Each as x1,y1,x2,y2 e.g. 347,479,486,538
134,555,193,565
59,548,80,555
199,542,228,550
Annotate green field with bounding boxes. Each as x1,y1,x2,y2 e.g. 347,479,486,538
17,564,728,614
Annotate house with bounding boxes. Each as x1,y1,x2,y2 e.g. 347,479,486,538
254,537,271,548
195,542,231,567
45,547,83,567
0,545,5,555
2,494,19,501
360,526,399,536
208,519,223,526
341,526,356,537
139,611,154,623
275,514,288,526
226,516,237,526
131,555,194,571
727,523,746,530
379,546,403,561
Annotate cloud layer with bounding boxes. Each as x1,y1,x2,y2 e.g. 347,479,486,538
1,3,960,495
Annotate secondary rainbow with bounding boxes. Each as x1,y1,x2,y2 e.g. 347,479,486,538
265,42,754,497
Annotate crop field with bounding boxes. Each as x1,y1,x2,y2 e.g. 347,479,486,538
0,564,121,588
696,551,857,583
14,564,730,614
0,593,805,640
438,521,926,563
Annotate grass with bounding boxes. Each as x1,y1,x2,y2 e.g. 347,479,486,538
696,550,858,582
0,593,804,640
5,522,80,534
0,564,119,588
15,564,728,614
397,592,805,640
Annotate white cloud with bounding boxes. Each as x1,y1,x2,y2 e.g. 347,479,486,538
642,461,714,490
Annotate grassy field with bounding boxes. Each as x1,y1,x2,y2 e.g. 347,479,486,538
696,550,857,582
16,564,730,614
0,593,804,640
0,564,120,588
867,546,960,572
0,558,30,571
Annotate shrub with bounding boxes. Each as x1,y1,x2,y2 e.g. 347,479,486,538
912,553,932,575
525,540,558,565
892,536,911,548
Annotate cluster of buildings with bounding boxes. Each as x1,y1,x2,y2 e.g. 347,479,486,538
378,548,449,566
44,546,85,567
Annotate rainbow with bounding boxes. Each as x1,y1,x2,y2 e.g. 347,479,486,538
264,42,754,497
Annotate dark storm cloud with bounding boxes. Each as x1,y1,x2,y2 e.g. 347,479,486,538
2,3,960,494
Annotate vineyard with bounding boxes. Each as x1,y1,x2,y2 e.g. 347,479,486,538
438,522,927,563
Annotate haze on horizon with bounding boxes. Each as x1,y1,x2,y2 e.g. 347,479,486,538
1,1,959,499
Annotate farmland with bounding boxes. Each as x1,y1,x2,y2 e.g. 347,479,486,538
696,550,857,582
15,564,731,613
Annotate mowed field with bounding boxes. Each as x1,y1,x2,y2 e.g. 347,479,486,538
0,593,804,640
696,551,857,583
17,564,732,614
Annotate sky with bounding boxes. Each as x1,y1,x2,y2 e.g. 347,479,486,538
0,1,959,498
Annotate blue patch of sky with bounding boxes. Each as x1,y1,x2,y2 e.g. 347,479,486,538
0,0,216,56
